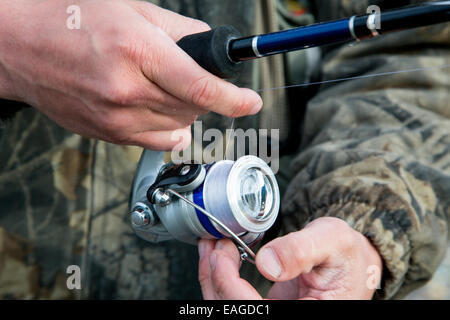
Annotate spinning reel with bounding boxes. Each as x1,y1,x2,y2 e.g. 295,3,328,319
129,150,280,263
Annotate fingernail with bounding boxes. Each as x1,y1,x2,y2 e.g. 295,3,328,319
198,241,206,260
210,252,217,271
258,247,282,279
215,240,224,250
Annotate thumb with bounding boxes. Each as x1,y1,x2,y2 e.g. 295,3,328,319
255,218,349,282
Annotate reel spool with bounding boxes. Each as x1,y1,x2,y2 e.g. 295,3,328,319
129,150,280,263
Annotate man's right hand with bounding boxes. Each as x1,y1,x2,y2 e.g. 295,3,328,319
0,0,262,150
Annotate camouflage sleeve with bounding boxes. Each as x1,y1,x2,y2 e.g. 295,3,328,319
281,1,450,299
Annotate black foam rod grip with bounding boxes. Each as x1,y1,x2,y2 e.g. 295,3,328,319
176,25,243,79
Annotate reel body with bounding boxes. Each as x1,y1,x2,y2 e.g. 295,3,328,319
129,150,280,256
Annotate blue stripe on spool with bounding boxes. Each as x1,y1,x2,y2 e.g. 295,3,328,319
193,172,224,239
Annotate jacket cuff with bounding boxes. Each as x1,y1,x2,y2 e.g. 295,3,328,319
310,201,410,299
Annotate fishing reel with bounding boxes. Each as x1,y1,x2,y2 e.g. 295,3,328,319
129,150,280,263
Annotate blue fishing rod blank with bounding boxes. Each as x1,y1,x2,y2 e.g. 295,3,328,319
177,1,450,78
229,1,450,61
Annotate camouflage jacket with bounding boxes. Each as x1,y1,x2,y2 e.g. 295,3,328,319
0,0,448,300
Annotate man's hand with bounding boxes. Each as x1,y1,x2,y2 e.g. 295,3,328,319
198,217,383,300
0,0,262,150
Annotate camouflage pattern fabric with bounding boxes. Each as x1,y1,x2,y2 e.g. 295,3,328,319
0,0,259,300
0,0,449,300
281,0,450,300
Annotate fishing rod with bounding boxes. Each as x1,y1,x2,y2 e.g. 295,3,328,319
177,1,450,78
130,1,450,264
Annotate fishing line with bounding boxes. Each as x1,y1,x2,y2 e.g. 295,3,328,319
224,117,235,160
224,64,450,148
257,63,450,92
217,63,449,256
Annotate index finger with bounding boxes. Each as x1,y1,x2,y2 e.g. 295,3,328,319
140,27,263,118
209,240,262,300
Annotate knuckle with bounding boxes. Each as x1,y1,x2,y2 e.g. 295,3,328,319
212,270,227,297
326,218,356,248
198,271,210,288
156,115,196,132
169,114,197,128
185,114,199,126
288,237,309,270
97,25,132,57
292,246,307,266
189,19,211,33
314,217,351,234
100,110,130,142
120,32,154,68
324,217,354,242
178,17,210,35
146,43,166,81
189,76,219,108
102,79,139,106
342,229,357,248
283,231,314,273
171,128,192,150
94,31,145,106
229,99,249,118
123,38,147,65
331,217,350,229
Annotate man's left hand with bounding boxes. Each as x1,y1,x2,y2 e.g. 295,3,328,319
197,217,382,300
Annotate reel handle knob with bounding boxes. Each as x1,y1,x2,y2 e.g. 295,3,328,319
176,25,243,79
